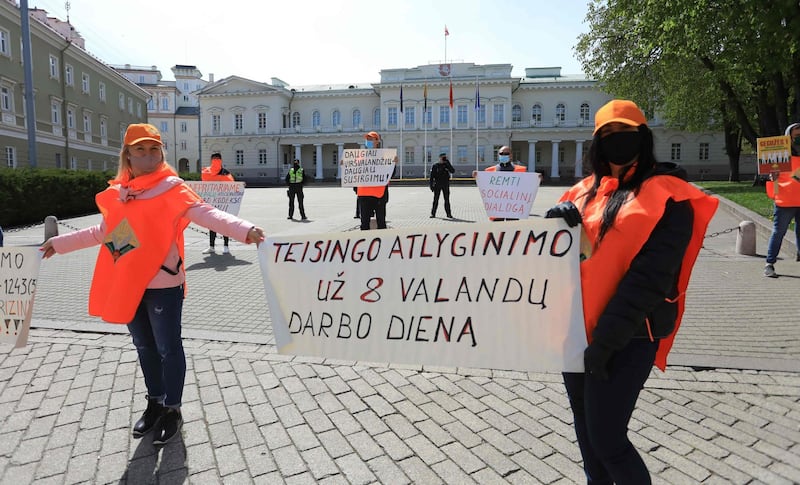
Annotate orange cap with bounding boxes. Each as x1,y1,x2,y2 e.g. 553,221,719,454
124,123,163,146
364,131,380,140
594,100,647,134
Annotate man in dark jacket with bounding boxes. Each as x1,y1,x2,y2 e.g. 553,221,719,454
285,159,307,220
429,153,455,218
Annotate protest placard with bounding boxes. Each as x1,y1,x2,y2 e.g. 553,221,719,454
757,135,792,174
259,219,587,372
340,149,396,187
185,181,246,215
476,171,539,219
0,247,42,348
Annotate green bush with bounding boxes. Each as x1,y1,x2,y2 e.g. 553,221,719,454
0,168,199,227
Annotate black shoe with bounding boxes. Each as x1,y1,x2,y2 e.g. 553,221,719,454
132,396,165,437
430,215,435,218
447,214,453,218
287,216,292,220
796,253,800,262
301,216,308,220
153,408,183,445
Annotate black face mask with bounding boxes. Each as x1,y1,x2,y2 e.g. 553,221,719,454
600,131,641,165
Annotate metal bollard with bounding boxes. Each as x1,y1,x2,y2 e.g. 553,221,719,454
44,215,59,242
736,220,756,256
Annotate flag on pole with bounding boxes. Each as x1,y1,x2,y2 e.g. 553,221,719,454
399,85,404,113
444,25,449,36
475,81,480,110
423,83,428,114
449,80,453,109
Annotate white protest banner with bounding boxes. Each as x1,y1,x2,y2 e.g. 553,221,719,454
340,149,396,187
259,219,587,372
0,247,42,348
185,181,246,215
476,171,539,219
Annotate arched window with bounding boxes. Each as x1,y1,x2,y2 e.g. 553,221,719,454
292,111,300,127
312,110,320,127
556,103,566,122
580,103,590,123
352,109,361,128
332,110,341,127
373,108,381,127
531,104,542,125
512,104,522,123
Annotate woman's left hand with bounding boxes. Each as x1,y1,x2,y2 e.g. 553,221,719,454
246,226,266,246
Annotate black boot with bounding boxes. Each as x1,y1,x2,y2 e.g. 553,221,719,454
132,395,165,437
153,408,183,445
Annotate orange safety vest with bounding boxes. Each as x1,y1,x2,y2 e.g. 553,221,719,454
485,163,526,173
201,158,235,182
89,178,201,324
766,156,800,207
357,185,387,198
560,175,718,370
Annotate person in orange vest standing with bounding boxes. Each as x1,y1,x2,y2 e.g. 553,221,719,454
357,131,393,230
200,152,235,254
764,122,800,277
545,100,718,483
40,124,265,446
473,145,527,221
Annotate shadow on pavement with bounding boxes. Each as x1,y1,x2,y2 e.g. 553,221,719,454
119,436,187,484
185,255,253,272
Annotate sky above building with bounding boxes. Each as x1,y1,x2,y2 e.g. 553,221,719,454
29,0,590,86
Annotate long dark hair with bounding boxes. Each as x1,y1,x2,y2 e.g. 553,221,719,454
581,124,657,244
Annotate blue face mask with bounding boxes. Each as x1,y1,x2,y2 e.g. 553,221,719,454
365,140,375,149
498,154,510,163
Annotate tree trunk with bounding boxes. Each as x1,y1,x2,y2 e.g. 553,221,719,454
723,112,742,182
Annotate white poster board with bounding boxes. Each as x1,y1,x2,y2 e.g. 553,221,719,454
185,181,245,215
0,247,42,348
340,149,397,187
476,171,539,219
259,219,587,372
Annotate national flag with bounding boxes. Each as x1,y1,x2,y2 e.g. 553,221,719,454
475,81,480,110
444,25,449,36
423,83,428,113
400,85,404,113
449,80,453,109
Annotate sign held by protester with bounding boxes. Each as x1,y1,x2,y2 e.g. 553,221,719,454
757,136,792,174
340,149,396,187
0,247,42,348
185,181,245,215
258,219,587,372
476,171,539,219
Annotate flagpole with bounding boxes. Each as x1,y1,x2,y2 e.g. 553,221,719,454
399,85,404,179
449,79,453,162
423,82,428,176
475,77,479,173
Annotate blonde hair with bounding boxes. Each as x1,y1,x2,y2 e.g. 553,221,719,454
116,144,170,179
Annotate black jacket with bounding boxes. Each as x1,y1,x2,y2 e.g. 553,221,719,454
591,162,695,349
430,159,455,189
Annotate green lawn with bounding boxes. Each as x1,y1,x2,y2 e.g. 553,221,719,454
695,181,775,220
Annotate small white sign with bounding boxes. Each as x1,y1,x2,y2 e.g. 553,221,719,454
185,181,246,215
476,171,539,219
340,149,397,187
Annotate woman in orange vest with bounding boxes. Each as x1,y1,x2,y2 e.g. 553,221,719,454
201,152,235,254
546,100,718,484
40,124,265,446
763,122,800,277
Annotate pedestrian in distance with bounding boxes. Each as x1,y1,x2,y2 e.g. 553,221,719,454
40,123,266,446
285,159,308,220
200,152,234,254
472,145,526,221
545,100,718,484
429,152,455,218
763,122,800,278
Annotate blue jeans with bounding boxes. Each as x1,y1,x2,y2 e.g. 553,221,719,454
127,286,185,408
563,339,658,485
766,204,800,264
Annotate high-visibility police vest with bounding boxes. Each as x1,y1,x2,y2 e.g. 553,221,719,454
288,167,304,184
559,174,718,370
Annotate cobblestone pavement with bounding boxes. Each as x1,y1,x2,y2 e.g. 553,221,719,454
1,184,799,484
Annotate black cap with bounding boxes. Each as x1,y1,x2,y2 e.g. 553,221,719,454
211,152,222,159
439,153,447,157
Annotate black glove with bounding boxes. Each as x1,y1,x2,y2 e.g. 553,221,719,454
584,341,614,380
545,201,582,227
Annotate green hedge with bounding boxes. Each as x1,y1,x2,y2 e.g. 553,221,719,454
0,168,200,228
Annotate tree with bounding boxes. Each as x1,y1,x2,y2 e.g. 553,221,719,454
576,0,800,181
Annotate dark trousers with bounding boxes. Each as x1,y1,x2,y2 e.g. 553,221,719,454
127,286,186,408
208,231,228,247
288,184,306,219
359,195,386,230
431,184,452,217
563,339,658,485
